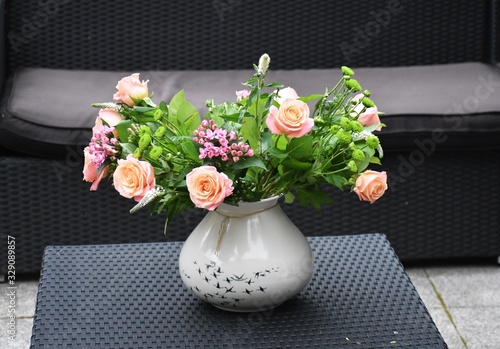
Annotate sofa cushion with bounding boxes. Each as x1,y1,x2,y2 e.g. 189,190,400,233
1,63,499,157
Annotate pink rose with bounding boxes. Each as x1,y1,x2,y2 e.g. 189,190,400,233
113,73,149,107
266,99,313,138
186,166,234,211
275,87,299,105
83,147,108,191
113,154,156,202
353,170,388,204
358,106,382,131
351,94,381,131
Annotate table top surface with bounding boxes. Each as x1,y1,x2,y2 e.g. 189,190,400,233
30,234,447,349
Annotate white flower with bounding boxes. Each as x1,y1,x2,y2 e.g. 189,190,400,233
130,187,164,213
258,53,270,75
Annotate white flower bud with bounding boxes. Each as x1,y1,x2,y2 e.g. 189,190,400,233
258,53,271,75
130,187,164,213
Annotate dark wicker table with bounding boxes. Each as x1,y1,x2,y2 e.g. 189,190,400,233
30,234,447,348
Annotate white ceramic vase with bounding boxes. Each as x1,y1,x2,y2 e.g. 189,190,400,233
178,196,314,312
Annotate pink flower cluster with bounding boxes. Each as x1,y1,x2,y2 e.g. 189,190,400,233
193,120,254,162
88,125,119,168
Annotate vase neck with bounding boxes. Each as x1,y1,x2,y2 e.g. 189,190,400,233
215,196,281,218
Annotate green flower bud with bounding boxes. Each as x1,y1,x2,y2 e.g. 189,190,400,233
340,117,351,131
314,117,326,125
133,148,142,158
349,142,357,151
330,125,340,134
139,125,151,136
138,133,152,150
155,126,166,138
361,97,375,108
347,160,358,172
336,130,352,144
153,109,164,121
341,66,355,76
352,149,365,162
366,135,380,149
165,153,173,161
350,120,363,133
349,177,356,185
149,146,163,160
345,79,362,92
363,89,371,97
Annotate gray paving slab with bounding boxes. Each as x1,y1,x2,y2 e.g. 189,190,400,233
405,268,441,309
0,281,38,318
0,317,33,349
425,266,500,307
450,307,500,349
426,306,467,349
406,268,468,349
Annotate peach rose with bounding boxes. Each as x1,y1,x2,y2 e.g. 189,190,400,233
113,154,156,202
113,73,149,107
358,106,382,131
353,170,388,204
92,109,122,136
266,99,313,138
186,166,234,211
98,109,122,127
83,147,109,191
275,87,299,105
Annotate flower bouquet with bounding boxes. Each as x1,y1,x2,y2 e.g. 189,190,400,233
83,54,387,228
83,54,388,311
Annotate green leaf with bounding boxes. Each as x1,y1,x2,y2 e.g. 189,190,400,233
276,135,288,151
134,106,155,113
115,120,133,142
267,147,288,159
284,191,295,204
142,96,156,107
298,94,324,103
179,141,200,162
120,143,137,158
363,124,381,132
159,100,168,112
282,158,313,171
169,90,186,116
231,156,267,170
287,136,313,160
296,188,332,210
176,101,201,133
264,82,284,88
240,117,260,150
356,152,371,172
369,156,382,165
325,174,346,190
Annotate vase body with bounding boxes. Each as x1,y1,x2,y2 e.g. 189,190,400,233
178,196,313,312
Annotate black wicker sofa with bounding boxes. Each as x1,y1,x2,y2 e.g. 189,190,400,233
1,0,500,277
